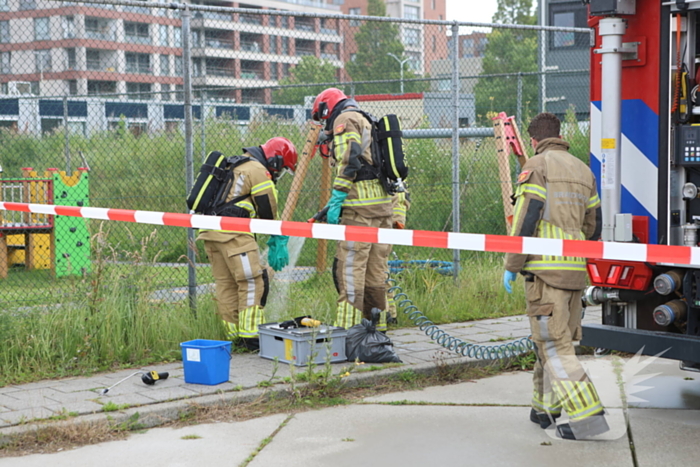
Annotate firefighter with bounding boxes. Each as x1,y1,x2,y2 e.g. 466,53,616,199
198,137,297,351
311,88,393,331
387,189,411,325
502,113,608,440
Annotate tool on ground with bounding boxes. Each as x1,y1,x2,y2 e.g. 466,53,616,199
308,206,330,223
99,370,170,395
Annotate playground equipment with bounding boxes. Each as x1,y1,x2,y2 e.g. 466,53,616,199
0,167,90,279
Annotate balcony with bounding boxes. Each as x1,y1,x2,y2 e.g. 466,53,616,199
194,11,232,21
241,70,261,80
240,41,261,53
320,28,338,36
320,53,338,60
205,65,232,77
86,28,116,42
126,65,152,74
86,60,116,72
124,34,151,45
204,37,233,49
296,49,315,57
240,15,262,25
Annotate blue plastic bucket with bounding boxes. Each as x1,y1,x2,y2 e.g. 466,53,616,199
180,339,231,385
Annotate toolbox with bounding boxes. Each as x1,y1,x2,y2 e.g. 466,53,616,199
258,322,347,366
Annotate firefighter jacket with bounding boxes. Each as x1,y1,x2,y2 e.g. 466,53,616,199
330,110,392,219
505,138,602,290
197,150,278,256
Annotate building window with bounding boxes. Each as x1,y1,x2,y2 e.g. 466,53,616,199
349,7,361,27
0,0,8,12
269,36,277,54
126,82,152,100
124,22,150,44
280,16,288,29
35,50,52,73
159,25,169,47
270,63,278,80
175,55,183,75
160,54,169,76
68,80,78,95
553,12,575,48
407,51,420,71
19,0,36,11
350,53,356,62
404,5,419,21
174,27,182,47
161,83,170,101
0,21,9,43
66,48,76,70
35,17,50,41
125,53,151,74
432,0,436,9
403,28,419,47
63,16,75,39
175,84,184,101
0,51,10,74
281,36,288,54
432,35,436,53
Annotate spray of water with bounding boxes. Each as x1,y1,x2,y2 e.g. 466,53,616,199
265,236,307,320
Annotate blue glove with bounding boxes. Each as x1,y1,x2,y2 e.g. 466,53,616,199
267,235,289,272
503,270,517,294
326,189,348,225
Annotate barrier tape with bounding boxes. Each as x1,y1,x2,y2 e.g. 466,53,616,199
2,201,700,266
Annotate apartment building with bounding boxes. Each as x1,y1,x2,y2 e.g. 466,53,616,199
0,0,343,104
338,0,447,75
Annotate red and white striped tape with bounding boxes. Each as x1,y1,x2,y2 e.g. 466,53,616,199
2,201,700,266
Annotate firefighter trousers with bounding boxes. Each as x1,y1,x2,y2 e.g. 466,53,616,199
526,275,604,422
333,211,392,330
204,240,269,340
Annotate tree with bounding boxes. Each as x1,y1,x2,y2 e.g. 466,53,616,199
473,0,538,124
345,0,427,95
274,56,338,106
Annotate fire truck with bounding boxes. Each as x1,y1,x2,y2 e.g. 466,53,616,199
580,0,700,370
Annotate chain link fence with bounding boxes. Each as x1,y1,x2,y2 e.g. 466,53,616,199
0,0,591,317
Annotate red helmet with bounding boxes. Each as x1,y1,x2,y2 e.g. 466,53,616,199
260,137,298,176
312,88,348,123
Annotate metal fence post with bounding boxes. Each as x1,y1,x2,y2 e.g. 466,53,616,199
451,22,460,282
200,90,206,162
63,96,70,173
182,5,197,316
517,72,523,127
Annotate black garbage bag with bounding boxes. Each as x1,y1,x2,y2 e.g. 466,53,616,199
345,309,402,363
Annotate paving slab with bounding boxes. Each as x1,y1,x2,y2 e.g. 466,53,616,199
364,370,534,405
620,357,700,409
0,414,289,467
629,408,700,466
250,405,634,467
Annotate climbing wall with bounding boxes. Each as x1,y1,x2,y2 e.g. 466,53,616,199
51,169,91,277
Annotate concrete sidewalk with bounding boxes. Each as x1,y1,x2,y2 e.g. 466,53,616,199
1,307,700,466
1,355,699,466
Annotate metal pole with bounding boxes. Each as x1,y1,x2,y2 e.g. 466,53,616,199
516,72,523,127
183,6,197,315
63,96,70,173
539,2,547,113
598,18,626,242
200,90,206,162
451,22,460,282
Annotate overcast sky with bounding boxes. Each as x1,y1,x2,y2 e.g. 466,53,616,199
446,0,500,24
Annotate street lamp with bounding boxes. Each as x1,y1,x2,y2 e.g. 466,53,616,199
387,52,411,95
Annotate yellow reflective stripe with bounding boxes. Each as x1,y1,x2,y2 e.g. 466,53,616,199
251,180,274,195
588,193,601,209
334,131,361,163
344,196,392,206
393,206,407,215
193,154,227,210
521,183,546,199
335,178,353,189
510,193,527,235
239,305,265,338
383,115,400,178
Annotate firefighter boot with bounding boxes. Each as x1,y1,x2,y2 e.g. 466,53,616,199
529,408,560,429
556,412,610,440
